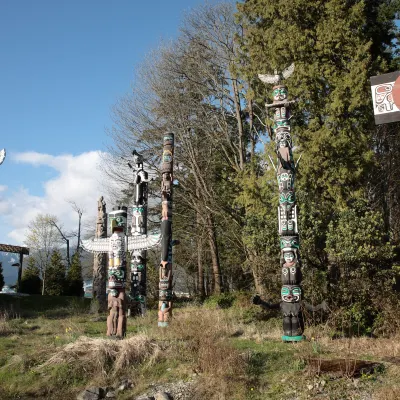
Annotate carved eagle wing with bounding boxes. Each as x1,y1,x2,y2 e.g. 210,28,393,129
81,238,109,253
127,231,161,251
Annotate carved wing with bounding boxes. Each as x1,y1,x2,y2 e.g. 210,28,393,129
282,63,295,80
127,231,161,251
81,238,109,253
0,149,6,165
258,74,280,84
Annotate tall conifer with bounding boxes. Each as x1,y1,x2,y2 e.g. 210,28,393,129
20,257,42,294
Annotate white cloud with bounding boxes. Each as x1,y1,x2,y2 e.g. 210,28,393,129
1,151,118,245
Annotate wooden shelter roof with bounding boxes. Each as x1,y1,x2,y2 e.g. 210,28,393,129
0,244,29,255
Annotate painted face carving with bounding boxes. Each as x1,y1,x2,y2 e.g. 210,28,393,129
275,131,291,148
279,191,295,205
273,86,288,101
112,235,123,250
284,252,295,263
280,236,299,250
108,268,125,281
281,285,301,302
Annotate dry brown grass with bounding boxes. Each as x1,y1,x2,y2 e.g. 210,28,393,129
38,334,160,376
0,310,19,336
151,307,248,399
374,386,400,400
310,335,400,360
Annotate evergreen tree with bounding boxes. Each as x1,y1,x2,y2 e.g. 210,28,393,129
20,257,42,294
237,1,399,298
0,262,4,291
66,252,83,296
45,249,65,296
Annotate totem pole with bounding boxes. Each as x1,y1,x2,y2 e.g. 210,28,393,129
257,65,304,342
158,133,174,327
92,196,107,312
107,206,128,337
82,205,161,337
129,150,151,317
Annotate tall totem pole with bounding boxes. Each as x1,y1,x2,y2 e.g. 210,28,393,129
257,65,304,342
92,196,107,312
129,150,151,316
106,207,129,337
158,133,174,327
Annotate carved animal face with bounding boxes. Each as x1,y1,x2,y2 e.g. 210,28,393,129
280,236,299,250
273,86,288,101
275,131,291,147
281,285,301,302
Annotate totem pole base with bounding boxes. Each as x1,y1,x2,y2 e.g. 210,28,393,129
282,335,304,342
158,321,168,327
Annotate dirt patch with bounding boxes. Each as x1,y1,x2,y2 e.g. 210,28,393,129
306,357,383,378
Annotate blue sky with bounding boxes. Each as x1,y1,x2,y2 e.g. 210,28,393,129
0,0,233,283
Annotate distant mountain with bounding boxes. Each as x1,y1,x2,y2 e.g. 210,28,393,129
0,252,21,285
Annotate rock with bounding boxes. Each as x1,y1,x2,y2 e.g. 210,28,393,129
307,384,313,391
76,387,105,400
105,391,116,398
154,392,170,400
320,380,326,387
118,379,133,391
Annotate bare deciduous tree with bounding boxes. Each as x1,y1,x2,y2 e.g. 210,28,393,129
24,214,63,295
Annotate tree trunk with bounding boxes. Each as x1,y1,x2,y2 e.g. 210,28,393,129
41,267,46,296
66,239,70,269
232,78,245,170
206,213,222,294
197,234,205,300
196,204,205,300
76,211,82,254
248,251,265,296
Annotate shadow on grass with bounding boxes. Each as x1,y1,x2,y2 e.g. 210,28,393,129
0,295,91,319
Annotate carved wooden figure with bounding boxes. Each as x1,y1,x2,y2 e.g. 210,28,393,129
158,133,174,327
92,196,107,311
256,67,305,342
82,204,161,337
129,150,152,317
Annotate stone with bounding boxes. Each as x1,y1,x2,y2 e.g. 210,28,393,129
118,379,133,391
76,387,105,400
105,391,116,398
306,384,313,391
154,392,170,400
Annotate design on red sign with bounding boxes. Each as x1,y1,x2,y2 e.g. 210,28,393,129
375,84,394,113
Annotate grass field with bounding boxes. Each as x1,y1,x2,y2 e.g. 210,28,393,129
0,293,399,399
